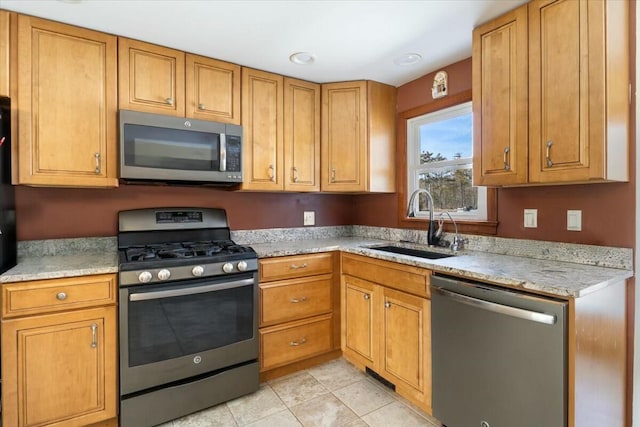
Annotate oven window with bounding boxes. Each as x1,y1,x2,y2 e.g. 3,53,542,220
123,124,220,171
127,280,254,367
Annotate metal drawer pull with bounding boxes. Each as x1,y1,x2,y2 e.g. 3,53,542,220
166,97,174,106
363,293,370,300
384,301,391,308
290,296,307,303
198,103,205,110
269,164,275,181
503,147,510,171
546,140,553,167
331,168,336,182
56,292,67,301
290,337,307,346
94,152,101,174
290,263,308,270
292,167,298,182
90,323,98,348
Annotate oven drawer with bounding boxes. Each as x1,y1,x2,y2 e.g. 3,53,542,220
260,314,332,370
259,253,333,282
260,276,332,326
2,274,117,318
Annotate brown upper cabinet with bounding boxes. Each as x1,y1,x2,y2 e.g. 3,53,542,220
242,68,320,192
119,38,240,124
17,15,118,187
0,10,10,98
118,38,185,116
321,81,396,192
473,0,629,186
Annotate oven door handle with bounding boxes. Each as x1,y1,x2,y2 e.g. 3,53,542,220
129,278,254,302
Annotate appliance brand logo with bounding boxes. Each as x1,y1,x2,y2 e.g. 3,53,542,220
193,355,202,364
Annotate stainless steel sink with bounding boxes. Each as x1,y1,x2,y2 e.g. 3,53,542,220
368,245,454,260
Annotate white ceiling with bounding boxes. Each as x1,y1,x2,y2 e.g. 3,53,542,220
0,0,528,87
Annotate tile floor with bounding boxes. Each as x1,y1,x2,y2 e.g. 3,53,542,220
158,358,441,427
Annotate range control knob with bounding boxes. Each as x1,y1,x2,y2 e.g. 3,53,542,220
157,269,171,281
138,271,152,283
192,265,205,277
222,263,234,273
237,261,248,272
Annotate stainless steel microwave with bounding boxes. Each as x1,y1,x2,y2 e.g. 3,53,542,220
119,110,242,185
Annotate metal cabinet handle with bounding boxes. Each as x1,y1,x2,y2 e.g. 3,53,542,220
331,168,336,183
290,263,308,270
363,293,370,300
198,103,205,110
166,97,174,106
292,167,298,183
269,164,275,181
384,301,391,308
546,140,553,167
503,147,510,171
94,152,101,174
90,323,98,348
290,296,307,303
290,337,307,347
56,292,67,301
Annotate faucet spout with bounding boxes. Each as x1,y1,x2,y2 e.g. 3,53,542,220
406,189,438,245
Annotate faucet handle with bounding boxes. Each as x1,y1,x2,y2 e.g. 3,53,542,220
451,235,467,252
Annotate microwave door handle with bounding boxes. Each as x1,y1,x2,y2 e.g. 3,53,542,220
129,278,254,302
219,133,227,172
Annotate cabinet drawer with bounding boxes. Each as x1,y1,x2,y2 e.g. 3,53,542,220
260,275,332,326
260,314,332,370
259,253,333,282
342,253,430,298
2,274,117,318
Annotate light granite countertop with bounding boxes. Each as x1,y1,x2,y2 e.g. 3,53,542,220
0,231,633,298
250,237,633,298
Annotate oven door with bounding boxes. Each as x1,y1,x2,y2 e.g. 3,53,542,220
119,272,258,395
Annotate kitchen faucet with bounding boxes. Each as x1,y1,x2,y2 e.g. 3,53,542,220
438,211,465,252
406,188,438,245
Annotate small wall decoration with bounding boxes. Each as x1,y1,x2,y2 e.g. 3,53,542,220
432,70,448,99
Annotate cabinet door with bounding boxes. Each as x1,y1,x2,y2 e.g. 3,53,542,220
2,306,117,427
321,81,367,192
17,16,118,187
185,54,240,124
380,287,431,410
341,275,377,367
241,67,283,190
529,0,628,183
118,38,185,116
0,10,10,97
472,5,528,186
284,77,320,192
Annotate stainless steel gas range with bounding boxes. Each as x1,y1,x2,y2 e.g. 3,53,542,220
117,207,259,427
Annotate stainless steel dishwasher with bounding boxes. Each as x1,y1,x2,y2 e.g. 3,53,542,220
431,275,567,427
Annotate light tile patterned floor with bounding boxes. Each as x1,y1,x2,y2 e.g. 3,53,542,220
158,358,441,427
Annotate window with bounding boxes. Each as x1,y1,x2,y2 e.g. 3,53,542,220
407,101,487,220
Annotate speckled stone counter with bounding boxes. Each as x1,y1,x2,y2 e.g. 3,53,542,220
0,237,118,283
246,233,633,299
1,229,633,298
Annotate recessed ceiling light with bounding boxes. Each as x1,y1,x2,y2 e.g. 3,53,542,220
289,52,316,65
394,53,422,66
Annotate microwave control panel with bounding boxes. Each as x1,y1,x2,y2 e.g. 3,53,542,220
225,135,241,172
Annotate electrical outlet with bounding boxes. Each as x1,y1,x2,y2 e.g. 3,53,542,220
303,211,315,226
567,210,582,231
524,209,537,228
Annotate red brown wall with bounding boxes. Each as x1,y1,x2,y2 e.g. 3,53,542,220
15,185,354,240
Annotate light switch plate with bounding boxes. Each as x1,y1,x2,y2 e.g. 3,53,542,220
567,210,582,231
524,209,538,228
303,211,315,226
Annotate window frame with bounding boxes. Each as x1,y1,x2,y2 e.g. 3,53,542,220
406,101,487,221
396,89,498,235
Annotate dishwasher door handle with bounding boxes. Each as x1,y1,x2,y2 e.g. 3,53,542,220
432,286,556,325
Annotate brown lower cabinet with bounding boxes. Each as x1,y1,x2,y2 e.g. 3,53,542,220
258,252,341,380
1,274,118,427
341,253,432,414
